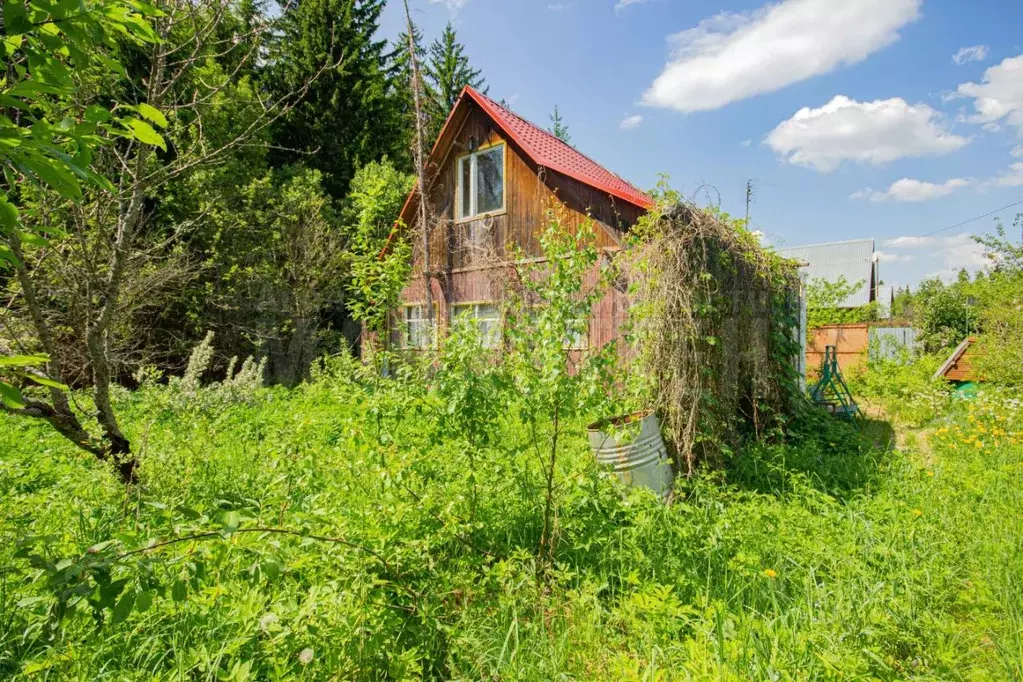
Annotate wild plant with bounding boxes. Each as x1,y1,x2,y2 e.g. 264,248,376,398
165,332,267,409
502,210,616,570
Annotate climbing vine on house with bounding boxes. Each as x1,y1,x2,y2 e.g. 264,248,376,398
625,190,802,474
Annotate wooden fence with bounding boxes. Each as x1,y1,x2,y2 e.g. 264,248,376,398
807,323,919,375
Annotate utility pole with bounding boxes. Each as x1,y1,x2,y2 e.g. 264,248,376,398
744,179,753,227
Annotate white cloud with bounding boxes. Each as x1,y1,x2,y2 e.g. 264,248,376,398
925,233,989,280
875,250,916,262
1012,145,1023,158
548,3,568,10
956,54,1023,136
990,162,1023,187
766,96,969,172
614,0,648,11
852,177,970,202
740,138,752,147
640,0,920,113
883,236,936,248
619,114,644,130
429,0,470,11
882,234,987,282
952,45,989,66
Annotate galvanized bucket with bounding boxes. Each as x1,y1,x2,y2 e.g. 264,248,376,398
587,410,674,501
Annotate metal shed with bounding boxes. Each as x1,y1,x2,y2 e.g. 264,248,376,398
779,239,878,308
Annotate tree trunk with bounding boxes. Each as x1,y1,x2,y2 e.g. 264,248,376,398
403,0,434,334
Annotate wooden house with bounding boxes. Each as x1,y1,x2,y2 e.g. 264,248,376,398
392,86,652,351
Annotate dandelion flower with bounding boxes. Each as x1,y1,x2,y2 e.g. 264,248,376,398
763,569,778,579
298,648,314,665
912,509,923,517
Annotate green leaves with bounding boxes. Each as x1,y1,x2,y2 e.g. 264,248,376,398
222,510,242,533
0,354,63,409
0,354,48,367
0,380,25,408
0,0,161,260
123,117,166,151
133,102,168,129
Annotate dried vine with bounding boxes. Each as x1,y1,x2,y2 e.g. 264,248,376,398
627,202,801,475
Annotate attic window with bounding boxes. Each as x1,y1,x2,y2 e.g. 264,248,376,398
457,144,505,220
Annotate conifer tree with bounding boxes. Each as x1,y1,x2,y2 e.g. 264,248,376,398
549,105,570,143
424,23,486,139
266,0,403,199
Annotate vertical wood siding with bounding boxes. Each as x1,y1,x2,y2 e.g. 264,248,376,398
398,102,646,351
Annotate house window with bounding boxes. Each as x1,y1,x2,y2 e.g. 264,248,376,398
526,307,590,350
457,144,505,221
402,305,437,349
565,316,589,351
452,302,502,348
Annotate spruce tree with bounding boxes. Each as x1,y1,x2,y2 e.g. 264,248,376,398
424,23,486,140
549,105,570,143
265,0,403,199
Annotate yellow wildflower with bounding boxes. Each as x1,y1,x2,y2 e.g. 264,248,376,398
763,569,778,579
912,509,923,517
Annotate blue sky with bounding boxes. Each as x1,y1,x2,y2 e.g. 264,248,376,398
380,0,1023,288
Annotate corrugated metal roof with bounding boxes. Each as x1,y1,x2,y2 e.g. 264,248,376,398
778,239,876,307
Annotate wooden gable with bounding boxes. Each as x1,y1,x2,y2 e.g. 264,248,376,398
399,95,647,272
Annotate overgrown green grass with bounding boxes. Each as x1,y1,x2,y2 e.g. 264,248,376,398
1,361,1021,680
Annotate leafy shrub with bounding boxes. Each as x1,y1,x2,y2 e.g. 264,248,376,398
850,348,950,426
805,275,878,332
917,286,973,353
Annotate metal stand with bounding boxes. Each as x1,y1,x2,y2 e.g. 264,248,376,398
810,345,859,419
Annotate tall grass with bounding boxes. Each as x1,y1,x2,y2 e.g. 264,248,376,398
1,360,1021,680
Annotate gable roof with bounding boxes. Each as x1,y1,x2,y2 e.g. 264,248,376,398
466,88,653,210
778,239,877,308
399,86,652,226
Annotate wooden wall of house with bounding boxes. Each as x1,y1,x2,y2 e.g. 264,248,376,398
398,261,634,352
396,101,647,351
406,105,643,272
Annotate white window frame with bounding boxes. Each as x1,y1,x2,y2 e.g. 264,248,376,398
456,143,506,222
526,306,590,351
452,302,502,349
401,304,438,350
565,316,590,351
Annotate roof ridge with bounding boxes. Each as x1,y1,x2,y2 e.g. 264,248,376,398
778,238,875,251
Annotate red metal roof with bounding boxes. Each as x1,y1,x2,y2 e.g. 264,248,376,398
463,87,653,210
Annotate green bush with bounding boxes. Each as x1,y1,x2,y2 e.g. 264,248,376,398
849,349,951,427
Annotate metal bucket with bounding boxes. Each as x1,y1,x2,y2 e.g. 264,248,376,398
587,410,674,501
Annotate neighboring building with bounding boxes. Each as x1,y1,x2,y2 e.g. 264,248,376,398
392,86,652,350
934,337,980,382
778,239,879,308
876,284,895,320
